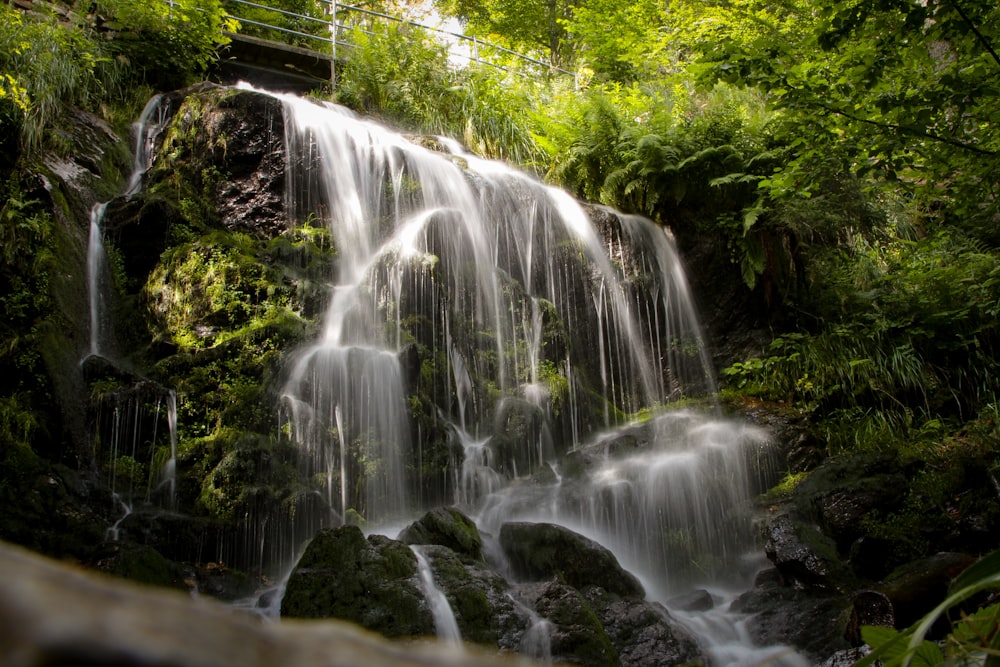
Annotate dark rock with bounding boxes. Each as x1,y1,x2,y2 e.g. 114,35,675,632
584,587,702,666
281,526,434,638
412,544,527,649
398,507,484,563
667,588,715,612
880,551,976,631
96,542,191,592
517,581,619,667
499,522,644,598
763,512,855,591
731,569,853,662
793,453,908,554
843,590,894,646
210,90,288,236
116,509,221,566
820,646,873,667
848,535,897,580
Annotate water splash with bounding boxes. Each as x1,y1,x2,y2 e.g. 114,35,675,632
412,546,463,645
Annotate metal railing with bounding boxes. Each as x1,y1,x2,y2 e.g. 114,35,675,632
222,0,575,81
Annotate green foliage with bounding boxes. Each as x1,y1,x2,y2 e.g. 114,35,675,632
857,548,1000,667
0,4,110,153
0,0,233,155
724,231,1000,447
337,23,453,131
565,0,669,82
436,0,577,67
0,184,55,447
223,0,328,50
95,0,237,89
672,0,1000,242
335,21,543,165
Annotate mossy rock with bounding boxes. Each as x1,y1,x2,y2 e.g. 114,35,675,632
410,544,526,648
398,507,483,563
763,511,856,593
281,526,433,638
499,522,644,599
518,581,618,667
100,543,191,592
583,586,702,666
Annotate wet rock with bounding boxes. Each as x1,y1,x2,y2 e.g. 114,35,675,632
399,507,484,563
414,544,527,649
880,551,976,631
820,646,873,667
667,589,715,612
793,453,907,554
281,525,434,638
499,522,644,598
516,581,618,667
584,587,702,666
763,512,854,591
0,539,523,667
209,89,288,237
96,542,191,591
843,590,894,646
731,567,853,662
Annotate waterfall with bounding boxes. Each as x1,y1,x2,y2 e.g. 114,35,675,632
86,202,111,358
85,94,176,534
412,546,463,645
128,85,798,661
271,90,718,533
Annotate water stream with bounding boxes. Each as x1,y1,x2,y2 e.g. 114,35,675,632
412,546,463,645
127,85,804,663
84,95,177,532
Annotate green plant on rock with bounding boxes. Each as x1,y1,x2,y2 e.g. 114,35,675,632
857,548,1000,667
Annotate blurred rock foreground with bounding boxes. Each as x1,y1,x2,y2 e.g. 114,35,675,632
0,539,534,667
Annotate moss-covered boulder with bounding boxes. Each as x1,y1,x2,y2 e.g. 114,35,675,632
398,507,483,563
516,581,618,667
281,525,433,638
583,586,702,666
763,511,855,592
98,542,191,592
499,522,644,599
412,544,527,648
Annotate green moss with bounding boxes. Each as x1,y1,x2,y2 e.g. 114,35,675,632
763,470,810,502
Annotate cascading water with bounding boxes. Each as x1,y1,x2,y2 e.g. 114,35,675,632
412,546,463,645
84,94,178,531
274,91,716,524
214,86,798,663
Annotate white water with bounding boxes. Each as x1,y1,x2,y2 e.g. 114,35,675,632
85,94,178,533
412,546,463,645
158,85,800,663
86,202,111,358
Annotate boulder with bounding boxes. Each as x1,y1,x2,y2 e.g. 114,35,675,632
667,589,715,612
731,567,853,662
398,507,484,563
843,590,895,646
281,526,434,638
516,581,618,667
793,453,908,555
584,587,702,666
412,544,527,648
498,522,644,599
763,512,854,592
0,539,526,667
880,551,976,631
